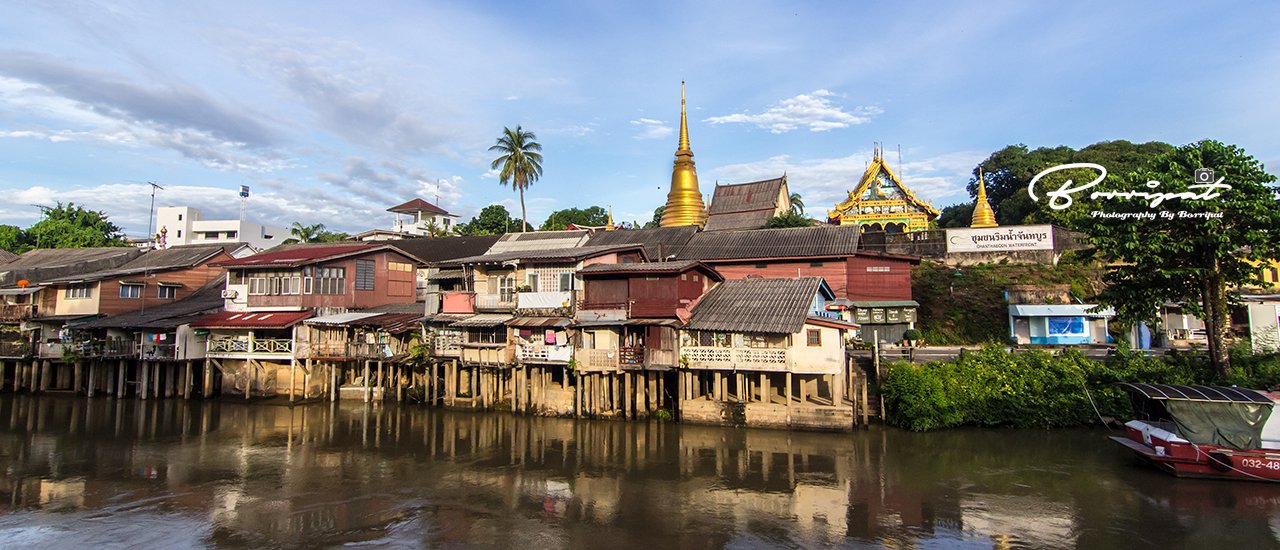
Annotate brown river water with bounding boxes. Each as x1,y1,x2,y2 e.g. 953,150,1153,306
0,395,1277,549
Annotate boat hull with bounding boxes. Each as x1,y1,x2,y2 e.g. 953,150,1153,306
1111,427,1280,482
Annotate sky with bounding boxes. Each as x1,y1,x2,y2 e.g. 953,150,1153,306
1,1,1277,237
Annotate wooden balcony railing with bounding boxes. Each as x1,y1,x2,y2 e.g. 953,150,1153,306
208,337,292,356
461,344,510,367
681,346,790,372
0,304,36,322
0,341,30,357
476,293,516,311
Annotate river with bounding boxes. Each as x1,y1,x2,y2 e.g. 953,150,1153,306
0,395,1275,549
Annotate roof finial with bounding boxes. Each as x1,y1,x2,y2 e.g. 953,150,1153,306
678,80,691,153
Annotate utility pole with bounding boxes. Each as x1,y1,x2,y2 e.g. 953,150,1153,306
146,182,165,249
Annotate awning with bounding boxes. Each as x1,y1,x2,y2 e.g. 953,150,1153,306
450,314,512,328
426,313,472,324
1009,304,1114,317
427,269,465,281
806,316,859,330
0,286,43,296
305,312,382,325
191,310,312,329
354,313,425,334
1116,383,1274,404
64,315,105,328
508,316,571,328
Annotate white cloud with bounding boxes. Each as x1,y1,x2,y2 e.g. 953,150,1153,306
709,149,985,216
630,118,672,140
705,90,882,133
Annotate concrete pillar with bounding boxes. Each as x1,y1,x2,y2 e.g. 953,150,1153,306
87,361,96,398
39,360,51,392
377,361,385,402
244,362,251,400
761,373,769,404
140,362,150,400
330,362,339,402
184,361,193,400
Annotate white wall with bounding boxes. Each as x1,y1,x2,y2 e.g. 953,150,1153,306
1249,303,1280,352
791,324,845,375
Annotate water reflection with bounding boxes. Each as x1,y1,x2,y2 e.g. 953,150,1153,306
0,395,1276,548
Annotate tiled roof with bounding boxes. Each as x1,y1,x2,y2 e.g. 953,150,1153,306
387,235,501,264
0,249,16,264
704,177,788,232
486,230,590,255
703,210,779,232
47,244,234,283
685,277,826,334
445,244,644,266
216,243,383,268
0,247,143,286
387,198,453,216
675,225,860,261
584,226,698,259
190,310,313,329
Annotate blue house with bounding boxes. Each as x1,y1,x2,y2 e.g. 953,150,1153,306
1008,304,1115,345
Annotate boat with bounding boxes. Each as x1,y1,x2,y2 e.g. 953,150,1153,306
1109,382,1280,481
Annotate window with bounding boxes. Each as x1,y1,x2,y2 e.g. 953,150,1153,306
807,329,822,346
499,276,516,302
809,261,825,267
526,273,540,292
226,231,238,239
388,261,413,272
559,272,573,292
317,267,345,295
866,266,891,272
203,231,220,239
754,263,768,268
119,284,142,299
177,213,183,221
247,270,303,295
355,260,375,291
158,286,177,299
65,285,92,299
1047,317,1087,336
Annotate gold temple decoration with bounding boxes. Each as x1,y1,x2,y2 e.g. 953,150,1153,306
970,168,998,228
606,207,616,231
660,82,708,228
827,144,939,233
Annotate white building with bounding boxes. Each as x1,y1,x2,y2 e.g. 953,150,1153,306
388,198,458,236
155,206,288,252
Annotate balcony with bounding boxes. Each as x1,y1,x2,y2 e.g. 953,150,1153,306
0,341,30,358
681,346,791,372
79,339,138,358
516,343,572,364
441,291,477,314
208,336,293,357
433,333,461,357
38,342,66,358
0,304,36,322
476,293,516,312
461,343,511,367
577,348,618,372
141,343,177,360
614,346,679,370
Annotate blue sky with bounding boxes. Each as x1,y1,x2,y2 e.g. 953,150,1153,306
1,1,1277,236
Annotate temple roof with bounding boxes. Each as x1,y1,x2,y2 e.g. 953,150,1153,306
829,148,940,221
703,176,790,232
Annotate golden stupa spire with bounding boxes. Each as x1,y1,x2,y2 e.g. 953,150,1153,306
660,81,708,228
970,168,998,228
606,207,616,231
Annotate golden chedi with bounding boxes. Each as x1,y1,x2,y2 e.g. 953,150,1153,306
970,169,998,228
660,82,708,228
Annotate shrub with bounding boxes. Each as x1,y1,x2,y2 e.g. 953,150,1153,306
903,329,922,342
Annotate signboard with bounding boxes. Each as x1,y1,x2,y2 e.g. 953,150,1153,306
946,224,1054,253
854,307,915,324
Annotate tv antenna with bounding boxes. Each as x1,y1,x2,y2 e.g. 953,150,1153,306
146,182,165,249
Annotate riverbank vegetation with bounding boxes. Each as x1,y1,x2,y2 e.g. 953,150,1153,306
881,344,1280,431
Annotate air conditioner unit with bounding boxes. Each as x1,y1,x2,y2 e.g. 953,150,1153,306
220,289,239,299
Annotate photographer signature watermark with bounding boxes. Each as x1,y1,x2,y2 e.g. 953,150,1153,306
1027,163,1229,219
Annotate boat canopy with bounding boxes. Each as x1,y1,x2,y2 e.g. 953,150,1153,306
1117,383,1275,450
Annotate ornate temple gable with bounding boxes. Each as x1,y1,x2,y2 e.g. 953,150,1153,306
828,146,940,233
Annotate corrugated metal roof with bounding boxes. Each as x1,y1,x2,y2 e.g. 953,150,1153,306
450,314,513,328
675,225,860,261
216,244,379,268
578,260,707,275
1008,304,1114,317
387,235,502,264
486,230,589,255
1116,383,1273,404
849,300,920,308
427,269,465,280
704,211,778,232
708,177,787,215
685,277,824,334
190,310,312,329
447,244,644,266
77,282,225,330
48,244,235,284
306,312,382,325
584,226,698,259
0,286,42,296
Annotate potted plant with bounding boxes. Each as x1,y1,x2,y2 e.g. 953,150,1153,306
902,329,922,348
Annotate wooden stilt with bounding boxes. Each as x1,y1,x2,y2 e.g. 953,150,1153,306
184,361,193,400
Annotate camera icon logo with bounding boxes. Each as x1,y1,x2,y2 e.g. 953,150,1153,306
1194,168,1215,184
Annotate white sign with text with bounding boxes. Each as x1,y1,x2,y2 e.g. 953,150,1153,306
946,225,1055,253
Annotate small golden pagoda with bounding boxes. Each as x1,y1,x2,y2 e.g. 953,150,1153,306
970,169,998,228
828,145,939,232
660,82,709,228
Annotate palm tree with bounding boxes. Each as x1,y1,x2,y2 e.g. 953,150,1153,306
286,221,325,244
489,126,543,232
789,193,805,216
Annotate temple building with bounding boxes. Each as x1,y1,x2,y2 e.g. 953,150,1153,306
659,83,709,228
703,176,792,231
827,146,939,233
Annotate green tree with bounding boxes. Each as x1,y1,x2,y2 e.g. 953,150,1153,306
489,126,543,233
935,203,975,228
765,212,812,228
789,193,805,216
283,222,348,244
25,202,129,249
642,206,665,229
540,206,607,231
1085,140,1280,377
454,205,518,236
0,225,29,253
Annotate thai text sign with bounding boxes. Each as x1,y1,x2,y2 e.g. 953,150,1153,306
946,225,1054,253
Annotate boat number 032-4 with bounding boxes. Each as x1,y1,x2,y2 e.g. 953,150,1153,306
1238,458,1280,471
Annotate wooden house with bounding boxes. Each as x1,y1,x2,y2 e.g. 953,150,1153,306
573,260,723,418
676,277,861,431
